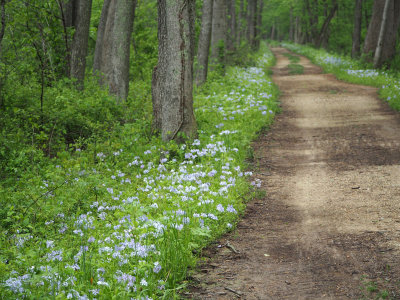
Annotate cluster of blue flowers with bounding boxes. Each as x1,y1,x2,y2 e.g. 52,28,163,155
3,50,276,299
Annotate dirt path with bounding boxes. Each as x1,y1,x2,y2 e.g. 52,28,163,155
186,48,400,299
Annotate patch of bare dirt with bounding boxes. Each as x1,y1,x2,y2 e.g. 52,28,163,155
185,47,400,299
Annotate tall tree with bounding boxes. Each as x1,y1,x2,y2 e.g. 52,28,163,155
364,0,400,65
352,0,363,58
374,0,391,68
93,0,111,73
195,0,213,86
315,0,338,48
255,0,263,49
69,0,92,89
210,0,227,66
226,0,236,51
237,0,246,46
0,0,5,54
247,0,256,47
152,0,197,142
93,0,136,102
289,5,294,42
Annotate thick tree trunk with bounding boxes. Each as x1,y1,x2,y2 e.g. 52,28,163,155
316,0,338,48
152,0,197,142
210,0,227,66
374,0,391,67
69,0,92,90
93,0,112,73
93,0,136,102
352,0,363,58
363,0,384,56
364,0,400,64
227,0,236,51
195,0,213,86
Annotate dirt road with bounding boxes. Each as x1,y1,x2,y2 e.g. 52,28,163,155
186,48,400,299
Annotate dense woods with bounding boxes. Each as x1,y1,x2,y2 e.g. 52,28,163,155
2,0,400,298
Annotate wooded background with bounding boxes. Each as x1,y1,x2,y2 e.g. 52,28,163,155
1,0,399,182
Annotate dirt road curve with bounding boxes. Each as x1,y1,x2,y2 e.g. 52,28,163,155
186,48,400,299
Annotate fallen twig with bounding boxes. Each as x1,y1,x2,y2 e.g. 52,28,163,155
225,241,240,254
225,286,242,297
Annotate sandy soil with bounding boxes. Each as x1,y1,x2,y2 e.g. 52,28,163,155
185,48,400,299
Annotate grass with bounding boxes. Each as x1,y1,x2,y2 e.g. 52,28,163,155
288,63,304,75
282,52,300,64
0,44,279,299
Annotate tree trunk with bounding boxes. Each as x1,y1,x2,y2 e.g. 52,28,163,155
363,0,384,56
93,0,111,73
210,0,227,67
289,6,294,41
255,0,263,49
227,0,236,51
237,0,245,46
305,0,319,44
0,0,5,54
270,21,275,40
93,0,136,102
247,0,256,47
237,0,246,46
374,0,391,67
195,0,213,86
364,0,400,64
294,16,300,43
316,0,338,48
352,0,363,58
152,0,197,142
69,0,92,90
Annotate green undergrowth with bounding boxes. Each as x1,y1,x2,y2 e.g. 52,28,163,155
0,44,279,299
288,63,304,75
282,42,400,111
282,52,300,64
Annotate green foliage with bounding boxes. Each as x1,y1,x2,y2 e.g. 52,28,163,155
0,44,279,299
288,63,304,75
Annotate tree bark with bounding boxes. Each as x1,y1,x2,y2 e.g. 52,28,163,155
289,6,294,41
210,0,227,67
227,0,236,51
294,16,300,43
352,0,363,58
374,0,391,67
69,0,92,90
247,0,256,47
237,0,245,46
195,0,213,86
152,0,197,142
305,0,319,44
364,0,400,64
255,0,263,49
270,21,275,40
316,0,338,48
236,0,246,46
93,0,111,74
0,0,5,54
93,0,136,102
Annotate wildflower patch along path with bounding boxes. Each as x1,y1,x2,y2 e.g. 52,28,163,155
187,48,400,299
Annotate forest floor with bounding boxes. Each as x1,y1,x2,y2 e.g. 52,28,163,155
185,48,400,299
